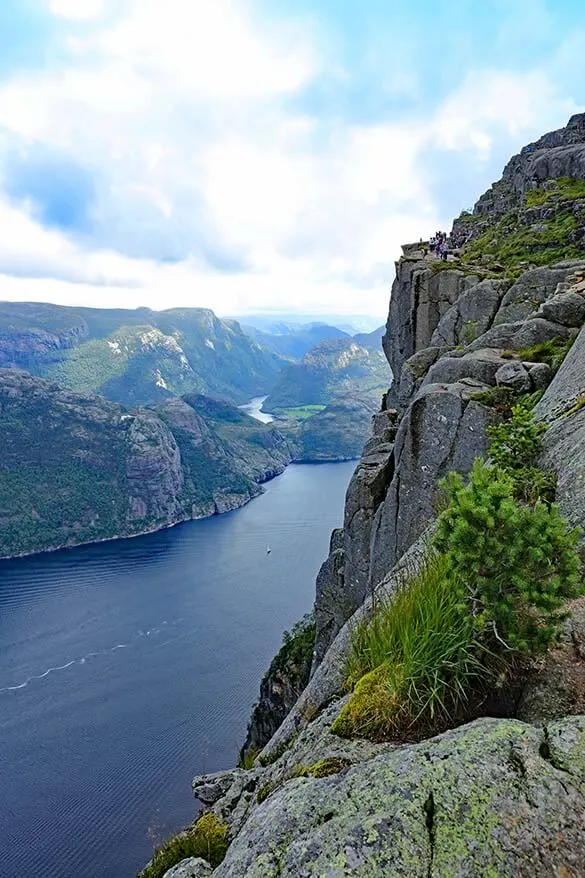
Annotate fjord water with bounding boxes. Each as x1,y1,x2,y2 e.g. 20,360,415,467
0,461,354,878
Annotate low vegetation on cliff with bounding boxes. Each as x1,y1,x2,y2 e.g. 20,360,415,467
461,208,581,276
139,812,228,878
334,403,583,742
459,177,585,277
239,613,316,767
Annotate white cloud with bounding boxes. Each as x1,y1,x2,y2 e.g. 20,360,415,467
49,0,105,20
431,69,576,157
0,4,582,319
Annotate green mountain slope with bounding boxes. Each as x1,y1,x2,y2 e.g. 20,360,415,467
0,369,291,558
263,331,391,411
0,302,283,407
295,396,381,461
261,328,391,461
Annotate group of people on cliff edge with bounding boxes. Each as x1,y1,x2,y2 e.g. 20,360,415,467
427,228,470,260
429,230,449,260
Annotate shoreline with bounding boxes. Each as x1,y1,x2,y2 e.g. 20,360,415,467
0,458,359,563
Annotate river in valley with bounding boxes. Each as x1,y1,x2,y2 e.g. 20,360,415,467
237,395,274,423
0,461,354,878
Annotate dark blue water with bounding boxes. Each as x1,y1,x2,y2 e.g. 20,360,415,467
0,462,354,878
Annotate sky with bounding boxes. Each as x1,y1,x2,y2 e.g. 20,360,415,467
0,1,583,320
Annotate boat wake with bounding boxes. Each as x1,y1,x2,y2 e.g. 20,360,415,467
0,620,180,694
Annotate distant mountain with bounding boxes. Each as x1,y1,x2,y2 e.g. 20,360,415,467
240,321,349,360
353,325,386,347
0,302,283,407
283,396,382,462
226,313,383,334
263,330,391,411
0,369,292,559
260,329,392,461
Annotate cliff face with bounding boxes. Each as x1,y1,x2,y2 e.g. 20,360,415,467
0,304,89,367
0,370,291,558
240,616,315,762
312,112,585,665
474,112,585,219
175,115,585,878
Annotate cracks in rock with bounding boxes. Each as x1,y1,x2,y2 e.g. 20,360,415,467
389,469,401,553
539,725,571,775
431,396,470,488
412,272,421,365
507,743,538,808
539,725,573,796
484,286,509,335
370,450,396,512
345,446,395,533
423,791,435,878
507,745,527,779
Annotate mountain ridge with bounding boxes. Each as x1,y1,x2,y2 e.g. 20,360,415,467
0,301,284,407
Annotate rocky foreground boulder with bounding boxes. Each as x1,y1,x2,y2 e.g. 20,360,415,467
213,715,585,877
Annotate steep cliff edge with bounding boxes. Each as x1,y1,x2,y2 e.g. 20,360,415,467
314,112,585,666
146,116,585,878
239,615,315,763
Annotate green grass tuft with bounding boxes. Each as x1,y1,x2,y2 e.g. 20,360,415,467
291,757,350,779
333,554,487,741
138,812,229,877
517,337,575,373
470,386,520,412
471,385,545,414
523,177,585,208
238,748,261,770
460,203,584,276
256,781,276,804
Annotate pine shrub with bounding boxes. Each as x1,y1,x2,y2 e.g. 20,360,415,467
434,459,582,653
487,398,545,471
487,399,556,502
337,394,582,743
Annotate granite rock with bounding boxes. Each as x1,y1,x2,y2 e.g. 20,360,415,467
163,858,212,878
495,361,532,391
539,291,585,327
217,716,585,878
430,278,510,346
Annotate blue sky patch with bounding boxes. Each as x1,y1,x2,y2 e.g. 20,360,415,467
4,147,95,232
